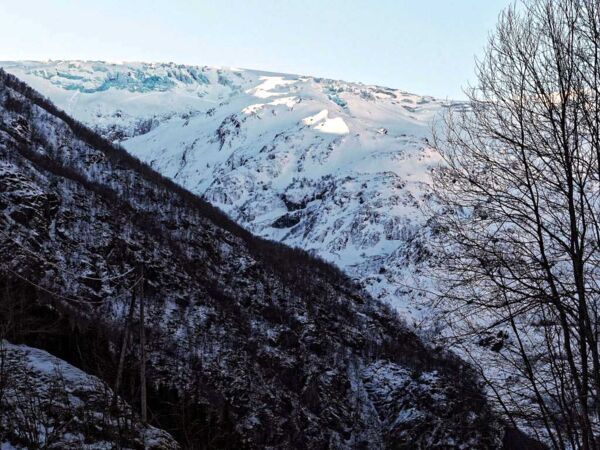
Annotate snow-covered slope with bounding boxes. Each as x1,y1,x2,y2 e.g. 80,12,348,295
2,60,450,320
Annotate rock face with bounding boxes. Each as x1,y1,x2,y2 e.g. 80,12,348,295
1,60,453,321
0,71,500,448
0,341,180,450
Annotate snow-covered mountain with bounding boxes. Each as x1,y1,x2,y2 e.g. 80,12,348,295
1,60,451,321
0,68,500,448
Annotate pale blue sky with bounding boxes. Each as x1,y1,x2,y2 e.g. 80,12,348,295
0,0,511,98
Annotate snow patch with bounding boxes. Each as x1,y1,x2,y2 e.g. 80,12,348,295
246,75,298,99
303,109,349,134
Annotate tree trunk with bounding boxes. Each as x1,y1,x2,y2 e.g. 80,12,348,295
139,267,147,424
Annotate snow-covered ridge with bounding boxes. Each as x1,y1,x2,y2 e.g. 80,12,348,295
2,60,451,320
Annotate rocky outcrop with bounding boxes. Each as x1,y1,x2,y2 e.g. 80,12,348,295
0,341,179,450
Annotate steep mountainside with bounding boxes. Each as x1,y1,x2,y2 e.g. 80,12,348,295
1,61,452,321
0,71,500,448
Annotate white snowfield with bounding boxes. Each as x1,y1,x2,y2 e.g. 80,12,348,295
2,60,453,322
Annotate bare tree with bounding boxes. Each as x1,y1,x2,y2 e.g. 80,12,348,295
139,266,147,424
113,276,137,408
432,1,600,448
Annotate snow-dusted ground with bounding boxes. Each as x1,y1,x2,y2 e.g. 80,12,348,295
1,60,452,322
